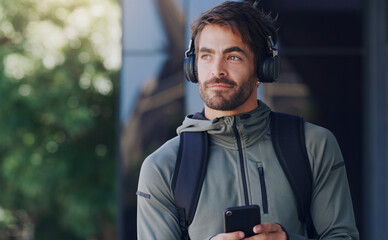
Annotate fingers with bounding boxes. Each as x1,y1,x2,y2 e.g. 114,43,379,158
253,223,282,234
211,224,286,240
248,223,286,240
211,231,245,240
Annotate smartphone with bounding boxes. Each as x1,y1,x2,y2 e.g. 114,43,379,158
223,205,261,238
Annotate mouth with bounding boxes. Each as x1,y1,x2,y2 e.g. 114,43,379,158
205,77,236,90
208,83,234,89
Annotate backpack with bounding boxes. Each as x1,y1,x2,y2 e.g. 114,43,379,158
171,112,318,239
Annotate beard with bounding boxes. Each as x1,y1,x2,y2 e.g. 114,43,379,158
198,75,256,111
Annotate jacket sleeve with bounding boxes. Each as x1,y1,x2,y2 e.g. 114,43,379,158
137,141,181,240
292,123,359,240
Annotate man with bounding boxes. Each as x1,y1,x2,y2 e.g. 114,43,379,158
137,1,359,239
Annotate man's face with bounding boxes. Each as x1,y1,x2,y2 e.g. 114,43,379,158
196,24,258,111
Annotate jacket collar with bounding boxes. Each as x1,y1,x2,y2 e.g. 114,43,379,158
177,100,272,149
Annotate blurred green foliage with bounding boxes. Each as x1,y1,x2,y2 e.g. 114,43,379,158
0,0,120,239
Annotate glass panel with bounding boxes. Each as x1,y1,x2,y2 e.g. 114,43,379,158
120,54,168,123
122,0,185,52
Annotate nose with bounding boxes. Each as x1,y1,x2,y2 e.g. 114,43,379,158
211,57,226,77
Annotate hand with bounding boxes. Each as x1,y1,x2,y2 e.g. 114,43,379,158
211,223,286,240
210,231,245,240
245,223,287,240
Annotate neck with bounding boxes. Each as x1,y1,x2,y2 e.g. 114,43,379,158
204,96,259,120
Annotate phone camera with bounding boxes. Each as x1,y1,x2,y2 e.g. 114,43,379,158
225,210,232,216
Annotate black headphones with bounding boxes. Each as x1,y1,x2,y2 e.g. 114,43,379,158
183,35,279,83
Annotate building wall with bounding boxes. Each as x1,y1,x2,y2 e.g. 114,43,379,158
120,1,186,238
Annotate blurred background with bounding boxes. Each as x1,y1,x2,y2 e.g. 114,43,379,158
0,0,386,239
0,0,119,239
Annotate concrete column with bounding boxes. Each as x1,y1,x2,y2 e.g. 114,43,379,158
363,0,388,238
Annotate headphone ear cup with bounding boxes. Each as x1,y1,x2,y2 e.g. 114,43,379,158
184,54,198,83
257,54,279,83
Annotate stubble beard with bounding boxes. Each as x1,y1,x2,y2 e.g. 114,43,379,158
198,76,256,111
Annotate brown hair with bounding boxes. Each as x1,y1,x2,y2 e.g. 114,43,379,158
191,1,278,64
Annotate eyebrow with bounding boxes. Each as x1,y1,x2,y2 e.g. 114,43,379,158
223,46,247,57
198,47,214,54
198,46,248,57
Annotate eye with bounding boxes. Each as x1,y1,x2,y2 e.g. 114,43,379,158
200,54,211,60
229,55,241,61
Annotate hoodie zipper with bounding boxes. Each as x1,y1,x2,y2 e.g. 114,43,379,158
258,167,269,214
233,118,250,206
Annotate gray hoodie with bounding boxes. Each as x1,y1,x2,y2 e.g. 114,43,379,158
137,101,359,239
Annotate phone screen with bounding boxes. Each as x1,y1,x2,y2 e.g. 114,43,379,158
223,205,261,237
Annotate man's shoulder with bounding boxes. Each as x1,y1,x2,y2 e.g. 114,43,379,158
303,121,344,171
304,121,338,146
137,136,181,211
141,136,181,175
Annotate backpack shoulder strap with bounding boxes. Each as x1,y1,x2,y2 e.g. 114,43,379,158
172,131,209,240
270,112,317,239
